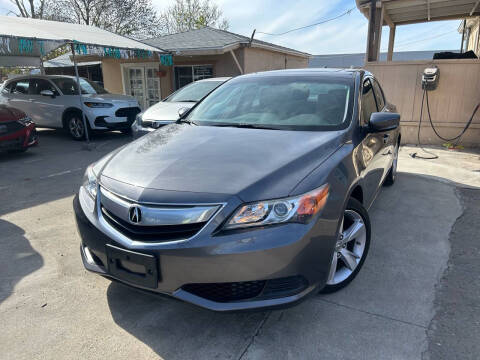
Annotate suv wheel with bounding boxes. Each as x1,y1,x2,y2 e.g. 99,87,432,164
320,198,371,293
66,113,88,140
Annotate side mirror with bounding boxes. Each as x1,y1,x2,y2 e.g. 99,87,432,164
368,112,400,132
40,89,55,98
178,107,189,118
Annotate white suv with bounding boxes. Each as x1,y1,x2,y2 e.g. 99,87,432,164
0,75,140,140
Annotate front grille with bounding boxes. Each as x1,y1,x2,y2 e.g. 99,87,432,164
182,276,309,303
183,281,266,302
101,206,206,242
0,121,24,136
115,107,141,122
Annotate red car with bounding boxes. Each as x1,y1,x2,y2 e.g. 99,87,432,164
0,105,38,152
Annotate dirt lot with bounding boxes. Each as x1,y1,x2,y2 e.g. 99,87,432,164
1,130,479,360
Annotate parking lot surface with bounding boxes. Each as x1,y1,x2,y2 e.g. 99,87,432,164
1,131,479,359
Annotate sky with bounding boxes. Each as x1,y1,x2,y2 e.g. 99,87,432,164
0,0,464,55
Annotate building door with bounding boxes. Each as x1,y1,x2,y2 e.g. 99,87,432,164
123,65,161,109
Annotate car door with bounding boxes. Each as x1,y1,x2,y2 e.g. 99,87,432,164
2,79,32,116
28,78,64,128
357,77,388,207
371,78,396,177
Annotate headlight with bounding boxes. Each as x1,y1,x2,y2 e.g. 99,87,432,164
136,112,144,125
17,116,33,126
82,165,98,200
84,102,113,108
224,184,329,230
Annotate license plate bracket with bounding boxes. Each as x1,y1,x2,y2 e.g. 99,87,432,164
106,244,158,288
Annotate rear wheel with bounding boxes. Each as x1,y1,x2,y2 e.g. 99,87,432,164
65,112,89,141
320,198,371,293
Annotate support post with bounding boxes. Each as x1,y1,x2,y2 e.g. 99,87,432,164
387,25,396,61
70,43,90,144
460,19,466,52
366,0,383,62
230,49,244,74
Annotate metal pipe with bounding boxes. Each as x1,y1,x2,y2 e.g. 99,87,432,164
70,43,90,143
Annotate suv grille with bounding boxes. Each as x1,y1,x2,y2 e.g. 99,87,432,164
115,107,141,122
0,121,24,136
101,206,206,242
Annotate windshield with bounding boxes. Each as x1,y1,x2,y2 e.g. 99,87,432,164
187,75,354,131
167,80,224,103
51,78,108,95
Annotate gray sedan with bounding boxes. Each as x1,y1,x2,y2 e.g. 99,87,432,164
74,68,400,311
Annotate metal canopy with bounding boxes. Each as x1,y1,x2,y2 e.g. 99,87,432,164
0,15,168,144
357,0,480,26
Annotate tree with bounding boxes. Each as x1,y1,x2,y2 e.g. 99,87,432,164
8,0,48,18
9,0,163,39
161,0,229,34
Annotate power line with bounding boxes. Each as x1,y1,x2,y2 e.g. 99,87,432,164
394,29,458,49
257,7,356,36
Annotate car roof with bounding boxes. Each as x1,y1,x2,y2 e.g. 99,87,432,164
4,74,82,82
196,77,231,82
239,68,368,79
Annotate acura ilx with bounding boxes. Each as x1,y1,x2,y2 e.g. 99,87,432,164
74,68,401,311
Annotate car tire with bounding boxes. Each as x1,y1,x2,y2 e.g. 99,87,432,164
66,112,89,141
383,143,399,186
319,197,371,294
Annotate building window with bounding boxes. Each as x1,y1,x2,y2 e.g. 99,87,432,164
174,65,213,89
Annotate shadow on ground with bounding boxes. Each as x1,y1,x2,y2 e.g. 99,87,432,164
0,129,130,216
0,219,43,305
106,171,469,360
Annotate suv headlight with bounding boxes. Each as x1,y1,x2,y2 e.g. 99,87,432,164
17,116,33,126
82,165,98,200
224,184,329,230
84,102,113,108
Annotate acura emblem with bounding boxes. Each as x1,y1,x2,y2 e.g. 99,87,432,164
129,206,141,223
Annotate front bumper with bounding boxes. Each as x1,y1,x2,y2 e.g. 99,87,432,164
74,187,337,311
0,123,38,150
88,106,141,131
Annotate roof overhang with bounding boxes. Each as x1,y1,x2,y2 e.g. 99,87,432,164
356,0,480,26
167,42,310,58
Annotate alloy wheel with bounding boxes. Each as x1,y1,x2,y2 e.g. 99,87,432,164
327,209,367,285
69,117,85,139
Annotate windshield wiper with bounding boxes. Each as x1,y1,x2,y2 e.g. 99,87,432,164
176,118,198,125
210,123,279,130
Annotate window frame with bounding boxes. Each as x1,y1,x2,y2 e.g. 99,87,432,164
360,77,379,126
371,78,385,111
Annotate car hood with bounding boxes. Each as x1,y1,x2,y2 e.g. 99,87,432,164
83,93,139,106
0,104,26,122
100,124,344,202
142,101,195,122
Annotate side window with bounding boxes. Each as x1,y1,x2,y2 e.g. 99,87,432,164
361,78,378,125
372,79,385,110
11,80,30,95
1,81,14,94
30,79,59,96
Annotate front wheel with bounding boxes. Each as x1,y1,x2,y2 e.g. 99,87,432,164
320,198,371,293
66,113,89,141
